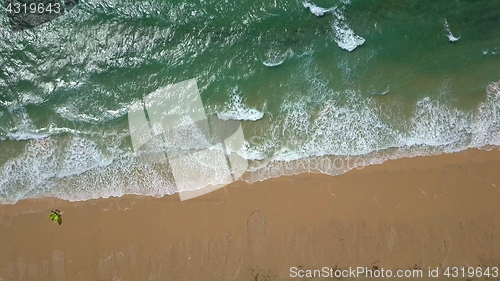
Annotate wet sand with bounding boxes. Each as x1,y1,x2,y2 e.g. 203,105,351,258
1,148,500,280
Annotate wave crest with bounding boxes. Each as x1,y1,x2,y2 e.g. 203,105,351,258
217,90,265,121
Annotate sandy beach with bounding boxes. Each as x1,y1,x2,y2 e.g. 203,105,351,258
1,148,500,280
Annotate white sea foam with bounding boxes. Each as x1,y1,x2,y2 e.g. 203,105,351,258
241,75,500,184
489,47,500,55
447,34,460,43
0,133,236,204
217,108,264,121
0,135,149,204
262,48,294,67
302,1,364,51
0,93,44,110
302,1,336,17
5,132,51,141
55,104,129,123
262,59,286,67
444,19,460,42
482,49,500,55
1,107,49,141
263,58,286,67
1,107,88,141
331,9,365,51
487,82,500,97
2,81,500,204
217,91,265,121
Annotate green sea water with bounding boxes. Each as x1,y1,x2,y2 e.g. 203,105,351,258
0,0,499,203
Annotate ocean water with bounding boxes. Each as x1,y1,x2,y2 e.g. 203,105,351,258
1,0,500,203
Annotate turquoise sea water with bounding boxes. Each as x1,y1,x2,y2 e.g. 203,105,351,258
1,0,500,203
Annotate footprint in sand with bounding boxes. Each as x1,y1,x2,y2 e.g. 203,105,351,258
16,257,27,281
441,235,452,266
98,253,117,281
52,251,66,281
246,210,267,266
387,226,397,254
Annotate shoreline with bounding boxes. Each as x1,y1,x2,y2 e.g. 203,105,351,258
3,146,497,205
1,148,500,280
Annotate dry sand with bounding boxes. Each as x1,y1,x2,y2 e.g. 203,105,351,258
1,148,500,280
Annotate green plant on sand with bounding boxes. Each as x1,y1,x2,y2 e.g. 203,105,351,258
48,209,63,225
